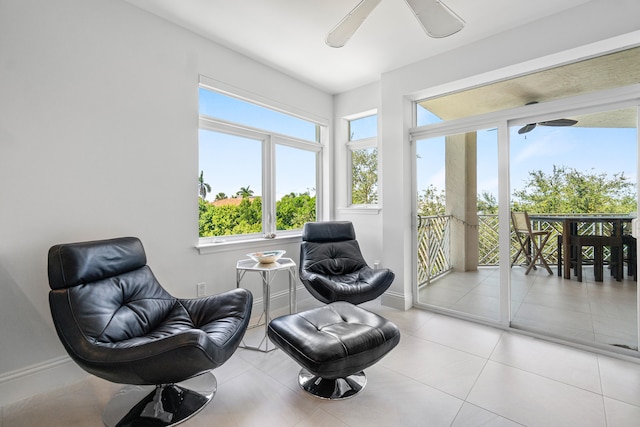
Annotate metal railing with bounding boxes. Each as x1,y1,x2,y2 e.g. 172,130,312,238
416,214,627,286
417,215,451,286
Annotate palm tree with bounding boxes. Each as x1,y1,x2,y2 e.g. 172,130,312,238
237,185,254,198
214,192,227,201
198,171,211,200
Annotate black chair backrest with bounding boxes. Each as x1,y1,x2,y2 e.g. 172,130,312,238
302,221,357,243
48,237,176,345
300,221,368,276
48,237,146,289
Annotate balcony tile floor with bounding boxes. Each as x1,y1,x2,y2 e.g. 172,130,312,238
420,265,638,351
2,296,640,426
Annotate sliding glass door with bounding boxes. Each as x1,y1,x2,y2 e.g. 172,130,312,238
414,128,501,321
509,106,638,352
412,98,640,356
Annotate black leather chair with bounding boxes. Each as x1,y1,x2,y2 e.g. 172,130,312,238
299,221,394,304
47,237,253,427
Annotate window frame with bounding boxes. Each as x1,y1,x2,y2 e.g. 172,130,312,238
197,85,325,251
346,112,380,210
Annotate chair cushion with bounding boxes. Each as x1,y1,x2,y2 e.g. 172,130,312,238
299,266,395,305
50,284,253,385
267,302,400,379
301,240,368,275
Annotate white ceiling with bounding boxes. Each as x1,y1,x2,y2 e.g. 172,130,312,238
123,0,593,94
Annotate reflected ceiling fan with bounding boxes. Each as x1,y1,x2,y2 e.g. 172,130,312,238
326,0,465,48
517,102,579,134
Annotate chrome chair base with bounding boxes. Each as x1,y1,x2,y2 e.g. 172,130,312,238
298,368,366,400
102,371,217,427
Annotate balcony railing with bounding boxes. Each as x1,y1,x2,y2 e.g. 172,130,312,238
417,214,625,286
417,215,451,287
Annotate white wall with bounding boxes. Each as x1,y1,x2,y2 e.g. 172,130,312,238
333,82,384,265
0,0,331,405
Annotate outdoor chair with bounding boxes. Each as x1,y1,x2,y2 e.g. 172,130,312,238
623,234,637,281
569,234,622,282
511,211,553,275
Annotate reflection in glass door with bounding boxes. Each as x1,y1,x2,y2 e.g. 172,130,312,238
509,106,638,352
415,128,500,321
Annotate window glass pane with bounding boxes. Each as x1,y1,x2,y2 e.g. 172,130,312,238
198,129,262,237
351,147,378,205
509,107,637,351
416,104,443,126
415,129,500,321
349,115,377,141
276,145,316,230
199,88,319,142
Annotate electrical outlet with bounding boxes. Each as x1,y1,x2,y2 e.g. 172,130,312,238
197,282,206,297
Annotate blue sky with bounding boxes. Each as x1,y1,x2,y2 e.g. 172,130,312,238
199,89,317,200
200,89,637,206
417,123,637,206
509,126,636,196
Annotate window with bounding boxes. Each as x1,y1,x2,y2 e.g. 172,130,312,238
347,113,379,206
198,85,323,242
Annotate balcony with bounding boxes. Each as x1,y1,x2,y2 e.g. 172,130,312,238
416,214,638,352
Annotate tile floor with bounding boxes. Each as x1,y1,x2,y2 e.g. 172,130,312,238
3,298,640,426
419,265,639,350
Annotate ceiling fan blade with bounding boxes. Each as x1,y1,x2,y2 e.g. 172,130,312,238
539,118,579,127
404,0,465,38
326,0,383,48
518,123,537,134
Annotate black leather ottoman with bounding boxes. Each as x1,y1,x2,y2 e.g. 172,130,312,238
267,301,400,399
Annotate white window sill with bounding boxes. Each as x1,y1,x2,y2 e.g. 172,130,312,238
338,206,381,215
196,233,302,255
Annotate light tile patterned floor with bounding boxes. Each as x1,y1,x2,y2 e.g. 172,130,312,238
3,297,640,426
420,265,638,351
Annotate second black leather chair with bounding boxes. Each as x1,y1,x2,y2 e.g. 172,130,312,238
299,221,394,304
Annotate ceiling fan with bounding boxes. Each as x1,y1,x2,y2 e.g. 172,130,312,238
517,102,579,134
326,0,465,48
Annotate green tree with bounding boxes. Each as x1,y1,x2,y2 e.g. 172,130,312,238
477,191,498,214
199,193,318,237
198,197,263,237
512,165,636,214
214,192,227,201
276,192,316,230
352,148,378,204
237,186,254,198
198,171,211,200
417,184,446,216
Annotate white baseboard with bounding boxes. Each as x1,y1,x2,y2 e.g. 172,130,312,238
0,355,88,407
381,290,412,310
251,284,308,313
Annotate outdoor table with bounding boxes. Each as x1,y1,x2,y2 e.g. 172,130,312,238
528,214,633,279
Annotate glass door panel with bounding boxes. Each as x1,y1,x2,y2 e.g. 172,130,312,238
415,128,500,321
509,107,638,352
